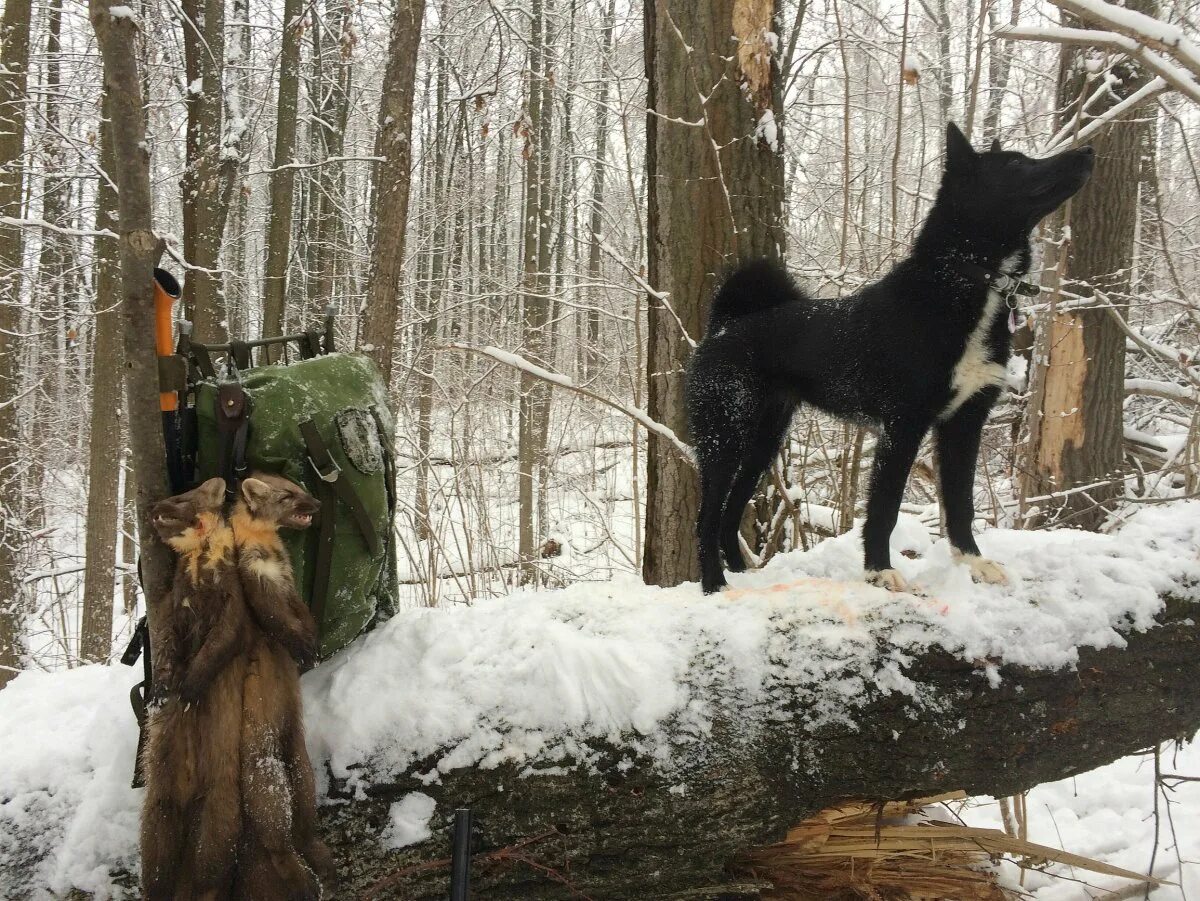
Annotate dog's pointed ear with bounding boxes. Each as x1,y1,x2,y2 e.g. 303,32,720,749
990,137,1002,152
945,122,976,172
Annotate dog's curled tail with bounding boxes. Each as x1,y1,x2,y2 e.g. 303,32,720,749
708,258,800,326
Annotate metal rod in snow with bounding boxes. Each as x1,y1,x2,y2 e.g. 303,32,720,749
449,808,472,901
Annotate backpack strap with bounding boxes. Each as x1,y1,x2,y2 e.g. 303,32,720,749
299,419,382,631
121,615,152,788
306,471,337,632
299,420,381,556
229,339,253,371
300,331,322,360
216,384,252,502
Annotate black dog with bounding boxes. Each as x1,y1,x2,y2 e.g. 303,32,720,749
687,123,1094,594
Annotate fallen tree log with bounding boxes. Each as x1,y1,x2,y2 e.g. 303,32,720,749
3,507,1200,899
324,598,1200,900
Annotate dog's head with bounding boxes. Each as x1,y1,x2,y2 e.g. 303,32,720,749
939,122,1093,238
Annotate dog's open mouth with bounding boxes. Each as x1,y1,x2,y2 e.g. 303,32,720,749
290,513,314,527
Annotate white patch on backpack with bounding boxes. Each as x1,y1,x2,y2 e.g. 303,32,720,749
942,252,1021,419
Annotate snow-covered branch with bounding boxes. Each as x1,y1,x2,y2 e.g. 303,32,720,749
442,342,697,465
997,25,1200,106
1051,0,1200,82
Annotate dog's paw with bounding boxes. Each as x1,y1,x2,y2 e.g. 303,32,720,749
865,568,908,592
957,553,1009,585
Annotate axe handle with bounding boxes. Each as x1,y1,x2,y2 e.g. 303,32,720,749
153,270,181,412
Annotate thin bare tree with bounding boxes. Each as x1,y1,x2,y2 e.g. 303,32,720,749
0,0,33,689
361,0,427,384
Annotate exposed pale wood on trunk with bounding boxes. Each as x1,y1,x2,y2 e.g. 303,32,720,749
1021,0,1155,531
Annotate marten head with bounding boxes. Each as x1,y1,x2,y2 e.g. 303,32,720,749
239,474,320,530
150,478,227,550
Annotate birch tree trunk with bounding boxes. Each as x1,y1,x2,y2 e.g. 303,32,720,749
260,0,303,353
643,0,786,587
360,0,426,385
80,106,123,664
1020,0,1155,530
0,0,33,690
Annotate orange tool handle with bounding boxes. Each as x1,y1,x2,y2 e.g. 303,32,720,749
153,269,182,412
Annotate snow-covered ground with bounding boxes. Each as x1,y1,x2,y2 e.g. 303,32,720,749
3,502,1200,899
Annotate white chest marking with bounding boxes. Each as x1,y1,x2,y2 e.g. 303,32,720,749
248,556,284,582
941,254,1020,419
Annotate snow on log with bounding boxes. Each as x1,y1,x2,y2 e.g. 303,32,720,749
4,504,1200,898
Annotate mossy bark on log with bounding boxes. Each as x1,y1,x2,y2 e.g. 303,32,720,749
320,600,1200,900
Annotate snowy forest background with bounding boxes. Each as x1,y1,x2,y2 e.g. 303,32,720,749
3,0,1199,671
2,0,1200,893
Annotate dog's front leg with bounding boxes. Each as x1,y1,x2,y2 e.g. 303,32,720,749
935,392,1008,585
862,423,924,591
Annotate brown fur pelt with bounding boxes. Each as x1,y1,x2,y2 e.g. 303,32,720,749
230,473,334,899
140,478,249,901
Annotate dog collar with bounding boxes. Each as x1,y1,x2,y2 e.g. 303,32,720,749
951,260,1040,299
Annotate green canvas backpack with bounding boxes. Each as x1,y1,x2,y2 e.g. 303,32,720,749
192,352,399,657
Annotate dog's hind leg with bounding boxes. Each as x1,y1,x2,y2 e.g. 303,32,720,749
862,422,924,589
719,398,795,572
935,391,1008,585
698,457,740,594
689,365,763,594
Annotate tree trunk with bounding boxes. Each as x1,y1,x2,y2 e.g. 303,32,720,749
518,0,555,582
0,0,33,690
260,0,303,353
643,0,786,588
180,0,237,343
308,602,1200,899
222,0,252,339
360,0,426,385
981,0,1022,142
309,0,353,315
413,53,449,543
79,104,124,665
87,0,174,651
584,0,616,381
1020,0,1154,531
37,0,80,479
